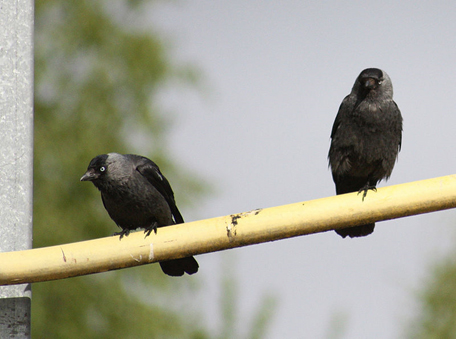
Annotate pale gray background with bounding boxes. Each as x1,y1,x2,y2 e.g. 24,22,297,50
149,2,456,338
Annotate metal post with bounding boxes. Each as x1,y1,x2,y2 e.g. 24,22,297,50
0,0,34,337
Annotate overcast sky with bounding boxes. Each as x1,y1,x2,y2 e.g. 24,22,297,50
148,2,456,338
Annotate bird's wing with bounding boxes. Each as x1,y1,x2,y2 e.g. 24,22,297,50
134,156,185,224
330,95,352,139
392,100,403,151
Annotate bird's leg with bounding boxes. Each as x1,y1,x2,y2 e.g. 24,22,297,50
357,184,377,201
114,228,131,240
144,222,158,238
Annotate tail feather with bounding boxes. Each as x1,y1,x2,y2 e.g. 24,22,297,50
333,175,377,238
159,256,199,277
336,223,375,238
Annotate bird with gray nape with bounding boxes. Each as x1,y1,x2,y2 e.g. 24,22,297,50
328,68,403,238
81,153,199,276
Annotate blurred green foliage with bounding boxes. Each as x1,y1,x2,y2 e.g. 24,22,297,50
33,1,207,338
32,1,275,338
407,253,456,339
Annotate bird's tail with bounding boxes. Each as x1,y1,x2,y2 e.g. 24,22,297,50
335,223,375,238
159,256,199,277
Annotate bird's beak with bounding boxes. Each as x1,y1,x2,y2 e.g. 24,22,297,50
364,78,377,89
80,169,97,182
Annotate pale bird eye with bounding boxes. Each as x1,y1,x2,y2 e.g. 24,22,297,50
100,166,106,172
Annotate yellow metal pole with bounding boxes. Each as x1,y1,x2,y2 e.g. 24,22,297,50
1,174,456,285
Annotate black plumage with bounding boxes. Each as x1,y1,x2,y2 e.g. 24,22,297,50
81,153,199,276
328,68,403,238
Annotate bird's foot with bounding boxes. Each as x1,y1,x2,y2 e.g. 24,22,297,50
114,228,131,240
357,185,377,201
144,223,158,238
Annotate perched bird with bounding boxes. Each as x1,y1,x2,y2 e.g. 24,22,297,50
328,68,403,238
81,153,199,276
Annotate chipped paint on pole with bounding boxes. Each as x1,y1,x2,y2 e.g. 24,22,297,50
0,0,34,337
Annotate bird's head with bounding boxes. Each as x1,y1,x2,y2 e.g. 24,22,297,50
80,154,110,183
81,153,133,191
353,68,393,98
359,68,383,90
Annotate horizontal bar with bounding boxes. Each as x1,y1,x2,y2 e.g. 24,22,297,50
1,174,455,285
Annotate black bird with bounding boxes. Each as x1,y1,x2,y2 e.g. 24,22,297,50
81,153,199,276
328,68,403,238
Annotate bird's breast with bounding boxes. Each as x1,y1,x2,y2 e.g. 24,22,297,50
101,181,173,229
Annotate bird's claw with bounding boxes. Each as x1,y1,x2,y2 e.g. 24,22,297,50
357,185,377,201
114,228,131,240
144,223,158,238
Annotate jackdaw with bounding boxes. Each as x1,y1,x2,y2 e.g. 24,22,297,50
328,68,402,238
81,153,199,276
